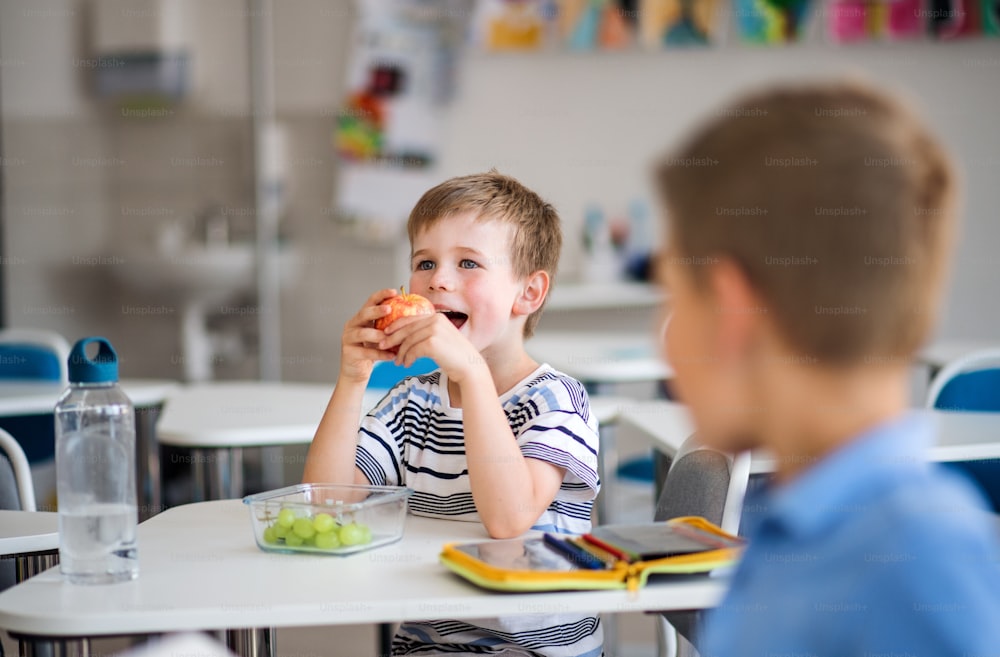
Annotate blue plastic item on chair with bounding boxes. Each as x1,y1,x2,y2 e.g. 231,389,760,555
926,348,1000,512
367,357,438,390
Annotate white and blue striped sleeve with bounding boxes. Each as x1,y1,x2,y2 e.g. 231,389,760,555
355,387,405,487
514,375,600,502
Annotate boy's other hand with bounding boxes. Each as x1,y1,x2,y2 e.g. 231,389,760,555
379,312,485,384
339,288,400,384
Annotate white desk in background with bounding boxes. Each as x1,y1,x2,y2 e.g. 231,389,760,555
0,500,727,657
918,339,1000,378
0,380,179,519
158,381,631,501
545,282,663,312
620,401,1000,476
528,331,672,389
157,382,386,500
0,510,59,582
0,510,60,657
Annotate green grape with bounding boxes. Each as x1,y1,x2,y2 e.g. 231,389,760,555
276,508,296,528
285,533,304,547
315,532,340,550
338,522,367,546
312,512,336,534
262,526,278,544
273,522,290,539
359,524,372,544
292,518,316,539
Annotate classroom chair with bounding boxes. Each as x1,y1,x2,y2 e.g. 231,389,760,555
926,348,1000,512
0,427,37,598
0,329,71,511
653,434,751,657
0,328,70,384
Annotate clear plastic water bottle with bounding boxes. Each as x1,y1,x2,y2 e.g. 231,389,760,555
55,337,139,584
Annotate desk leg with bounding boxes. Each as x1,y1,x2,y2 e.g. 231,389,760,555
378,622,394,657
214,448,244,500
224,628,274,657
15,551,58,584
15,638,86,657
595,423,618,525
135,404,163,521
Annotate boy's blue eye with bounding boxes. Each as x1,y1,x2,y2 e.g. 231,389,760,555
416,260,434,271
459,259,478,269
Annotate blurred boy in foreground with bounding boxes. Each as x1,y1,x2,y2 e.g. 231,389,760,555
654,82,1000,656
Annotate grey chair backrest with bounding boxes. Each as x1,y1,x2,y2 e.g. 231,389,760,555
654,434,751,657
654,446,731,526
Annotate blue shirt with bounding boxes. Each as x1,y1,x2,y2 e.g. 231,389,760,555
701,413,1000,657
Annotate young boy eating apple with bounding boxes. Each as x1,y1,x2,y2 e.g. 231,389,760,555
653,81,1000,656
303,171,603,656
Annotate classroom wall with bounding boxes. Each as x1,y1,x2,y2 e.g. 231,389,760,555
436,39,1000,343
2,0,998,385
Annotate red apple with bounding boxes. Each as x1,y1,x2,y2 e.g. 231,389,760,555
374,286,435,331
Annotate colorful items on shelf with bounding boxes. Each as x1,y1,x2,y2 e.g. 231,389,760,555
560,0,635,49
479,0,551,50
735,0,812,43
473,0,997,49
827,0,997,42
639,0,720,46
984,0,1000,34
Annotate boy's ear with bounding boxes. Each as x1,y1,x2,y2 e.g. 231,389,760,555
709,258,765,360
513,270,550,317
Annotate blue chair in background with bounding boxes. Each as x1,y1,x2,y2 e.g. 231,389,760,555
926,348,1000,512
0,329,71,509
0,329,68,383
367,357,438,391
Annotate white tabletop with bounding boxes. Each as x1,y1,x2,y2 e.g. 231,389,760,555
615,400,695,459
528,331,672,386
0,379,179,416
156,382,387,448
917,339,1000,370
0,510,58,556
0,499,727,639
622,401,1000,475
546,282,663,312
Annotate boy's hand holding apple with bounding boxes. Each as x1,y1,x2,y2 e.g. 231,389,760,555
377,298,486,386
339,287,432,384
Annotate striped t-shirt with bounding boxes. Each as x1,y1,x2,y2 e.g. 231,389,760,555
356,364,603,657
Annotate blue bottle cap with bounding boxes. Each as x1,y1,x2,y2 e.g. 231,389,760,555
68,337,119,384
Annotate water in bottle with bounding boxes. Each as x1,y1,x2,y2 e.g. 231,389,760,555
55,337,139,584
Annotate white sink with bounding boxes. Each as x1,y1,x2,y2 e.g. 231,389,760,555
112,242,300,381
114,242,299,308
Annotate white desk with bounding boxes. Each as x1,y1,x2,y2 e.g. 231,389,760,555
621,401,1000,476
546,282,663,312
918,339,1000,373
0,511,58,557
0,500,727,656
0,379,179,518
157,383,383,499
528,331,672,387
0,509,59,607
0,380,178,416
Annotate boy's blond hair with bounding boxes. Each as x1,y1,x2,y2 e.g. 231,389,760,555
407,171,562,338
656,81,957,364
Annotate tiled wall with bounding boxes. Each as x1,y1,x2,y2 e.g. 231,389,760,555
2,0,402,384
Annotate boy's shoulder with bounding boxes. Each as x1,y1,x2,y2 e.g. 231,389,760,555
510,365,591,414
